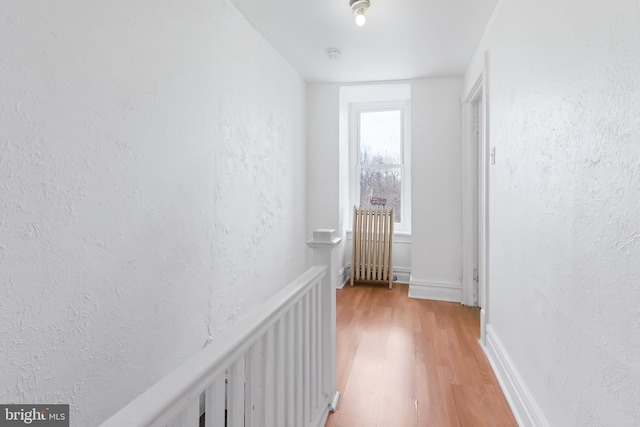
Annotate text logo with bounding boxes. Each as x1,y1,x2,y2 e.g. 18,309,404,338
0,405,69,427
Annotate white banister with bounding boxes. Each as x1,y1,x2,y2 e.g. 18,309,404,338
100,230,341,427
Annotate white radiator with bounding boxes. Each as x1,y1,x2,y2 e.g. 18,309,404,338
350,206,394,289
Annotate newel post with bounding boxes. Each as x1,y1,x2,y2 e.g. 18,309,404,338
307,229,342,412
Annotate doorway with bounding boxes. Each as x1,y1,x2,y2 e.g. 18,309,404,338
462,56,489,343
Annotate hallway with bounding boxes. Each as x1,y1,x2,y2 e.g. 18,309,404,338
326,283,517,427
2,1,638,424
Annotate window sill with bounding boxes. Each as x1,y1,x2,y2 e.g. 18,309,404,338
345,230,412,244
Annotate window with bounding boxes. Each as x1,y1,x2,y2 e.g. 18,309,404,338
350,101,411,232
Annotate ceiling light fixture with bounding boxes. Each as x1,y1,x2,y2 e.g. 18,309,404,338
350,0,370,27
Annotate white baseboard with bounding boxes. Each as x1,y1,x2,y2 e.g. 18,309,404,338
483,325,549,427
393,267,411,284
408,277,462,302
480,308,487,345
338,265,349,289
340,265,411,287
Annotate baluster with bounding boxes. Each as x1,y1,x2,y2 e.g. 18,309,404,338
265,328,275,427
244,343,258,427
275,319,286,427
315,280,323,409
227,359,245,427
294,300,304,427
204,375,226,427
285,310,295,427
303,293,311,423
310,285,317,414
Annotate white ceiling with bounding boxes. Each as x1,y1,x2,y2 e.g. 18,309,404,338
230,0,499,83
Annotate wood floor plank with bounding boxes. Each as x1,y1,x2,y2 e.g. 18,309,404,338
326,283,517,427
343,333,386,395
452,384,518,427
328,391,381,427
376,396,418,427
381,356,416,401
415,362,461,426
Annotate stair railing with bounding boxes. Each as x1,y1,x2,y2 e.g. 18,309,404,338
100,229,341,427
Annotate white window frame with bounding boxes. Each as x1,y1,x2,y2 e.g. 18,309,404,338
349,100,411,233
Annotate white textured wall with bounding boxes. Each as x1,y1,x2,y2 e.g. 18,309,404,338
0,1,306,425
410,78,463,288
306,84,340,237
465,0,640,424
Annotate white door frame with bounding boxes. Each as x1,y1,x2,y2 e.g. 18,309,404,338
462,52,490,344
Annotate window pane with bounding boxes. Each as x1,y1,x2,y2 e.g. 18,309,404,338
359,167,401,223
359,110,401,165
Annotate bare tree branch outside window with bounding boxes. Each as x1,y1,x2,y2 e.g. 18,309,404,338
357,109,404,223
359,153,402,222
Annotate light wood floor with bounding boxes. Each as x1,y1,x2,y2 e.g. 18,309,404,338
325,283,517,427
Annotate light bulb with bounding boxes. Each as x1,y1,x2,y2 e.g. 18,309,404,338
355,13,366,26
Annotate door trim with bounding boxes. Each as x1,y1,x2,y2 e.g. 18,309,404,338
462,52,490,344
